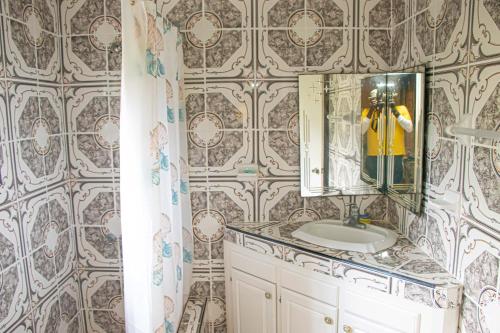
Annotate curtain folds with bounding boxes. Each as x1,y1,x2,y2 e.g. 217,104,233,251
120,1,193,332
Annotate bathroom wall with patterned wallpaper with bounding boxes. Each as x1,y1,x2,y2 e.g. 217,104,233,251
0,0,82,331
173,0,500,332
0,0,124,332
62,0,124,331
172,0,392,331
2,1,498,333
387,1,500,333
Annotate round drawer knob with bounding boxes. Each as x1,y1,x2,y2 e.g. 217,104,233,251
343,325,353,333
265,292,272,299
324,317,333,325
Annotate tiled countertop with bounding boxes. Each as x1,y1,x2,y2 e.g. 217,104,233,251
225,220,463,309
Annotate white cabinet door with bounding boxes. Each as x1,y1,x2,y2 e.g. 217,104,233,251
339,290,420,333
340,312,409,333
231,268,277,333
281,288,338,333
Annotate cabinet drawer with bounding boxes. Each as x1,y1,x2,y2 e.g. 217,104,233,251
340,290,421,333
281,288,338,333
230,249,277,282
281,267,339,306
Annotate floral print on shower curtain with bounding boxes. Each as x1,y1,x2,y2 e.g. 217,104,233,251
120,1,193,332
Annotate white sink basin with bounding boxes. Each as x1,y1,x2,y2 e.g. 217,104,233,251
291,220,398,253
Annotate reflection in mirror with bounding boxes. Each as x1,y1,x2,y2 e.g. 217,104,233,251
385,73,424,212
299,72,425,214
359,75,387,191
299,74,384,196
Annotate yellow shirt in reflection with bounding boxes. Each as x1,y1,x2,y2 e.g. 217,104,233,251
361,105,411,156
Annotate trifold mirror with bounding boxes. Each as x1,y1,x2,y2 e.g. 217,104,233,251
299,73,425,214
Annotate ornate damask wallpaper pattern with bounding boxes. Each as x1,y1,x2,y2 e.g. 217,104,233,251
62,0,124,331
1,1,499,333
169,0,392,331
0,0,123,331
0,0,84,331
174,0,500,332
389,1,500,332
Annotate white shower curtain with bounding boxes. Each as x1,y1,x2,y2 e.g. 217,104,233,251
120,1,193,332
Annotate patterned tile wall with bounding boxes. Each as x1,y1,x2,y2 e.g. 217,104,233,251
178,0,500,332
167,1,396,332
389,1,500,332
60,1,500,331
2,1,496,333
0,0,84,332
61,0,124,331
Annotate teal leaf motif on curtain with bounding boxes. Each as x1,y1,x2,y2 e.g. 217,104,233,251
167,106,175,123
171,189,178,205
160,152,169,170
152,170,160,185
166,320,175,333
153,271,163,286
183,248,192,263
163,20,172,33
162,242,172,257
179,107,185,122
180,180,188,194
146,49,165,78
176,266,182,281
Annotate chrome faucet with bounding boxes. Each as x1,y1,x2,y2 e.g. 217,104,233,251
343,203,367,229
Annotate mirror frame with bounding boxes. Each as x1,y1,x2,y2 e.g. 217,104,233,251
299,72,425,214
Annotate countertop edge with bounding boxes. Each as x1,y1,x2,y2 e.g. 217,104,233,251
225,225,463,310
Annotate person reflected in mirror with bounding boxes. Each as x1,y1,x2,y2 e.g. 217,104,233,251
387,91,413,183
361,89,413,184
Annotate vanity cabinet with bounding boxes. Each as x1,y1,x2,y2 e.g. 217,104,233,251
229,267,337,333
230,268,277,333
280,288,337,333
225,241,459,333
339,290,420,333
